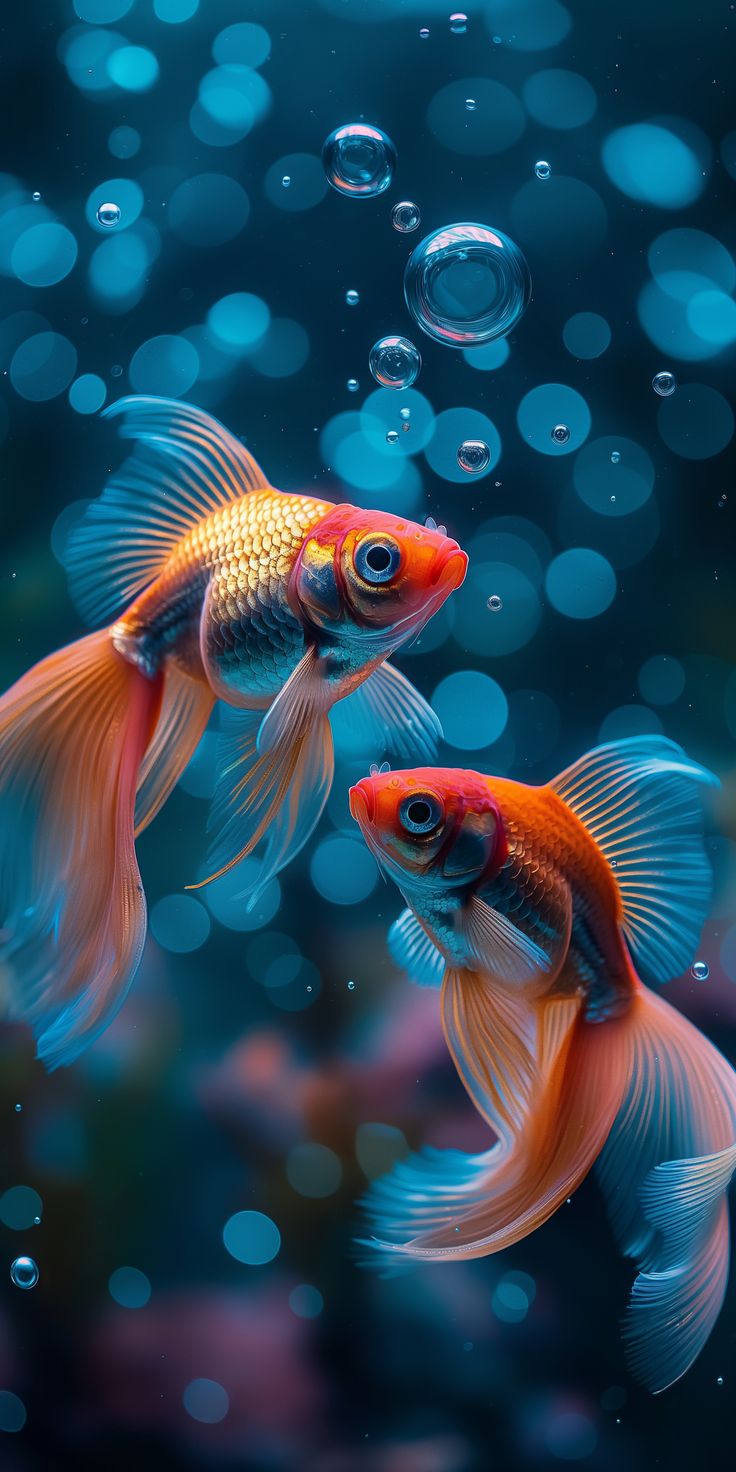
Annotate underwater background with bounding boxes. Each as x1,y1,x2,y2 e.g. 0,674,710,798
1,0,736,1467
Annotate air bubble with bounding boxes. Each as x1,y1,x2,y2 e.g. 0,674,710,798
386,429,399,444
610,450,621,464
450,12,468,33
10,1256,38,1290
322,123,396,199
96,202,122,228
346,289,359,306
652,370,676,397
535,160,551,180
347,378,359,392
281,175,291,188
404,222,531,347
457,439,491,474
391,200,421,233
691,960,709,980
487,594,503,612
32,191,41,202
465,98,476,112
369,335,421,389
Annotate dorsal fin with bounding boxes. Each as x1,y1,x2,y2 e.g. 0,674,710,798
65,396,273,626
549,736,718,985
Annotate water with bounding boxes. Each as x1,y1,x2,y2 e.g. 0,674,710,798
404,222,532,346
368,335,421,388
457,438,491,474
391,200,421,233
2,6,735,1469
322,123,396,198
96,202,122,228
10,1256,39,1290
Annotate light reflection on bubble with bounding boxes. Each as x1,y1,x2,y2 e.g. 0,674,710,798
322,123,396,198
86,178,142,233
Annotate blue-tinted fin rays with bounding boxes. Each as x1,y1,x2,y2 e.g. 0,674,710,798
66,396,272,627
388,908,445,988
334,661,443,762
550,736,718,984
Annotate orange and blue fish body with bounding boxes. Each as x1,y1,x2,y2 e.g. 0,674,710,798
0,396,466,1069
349,740,736,1393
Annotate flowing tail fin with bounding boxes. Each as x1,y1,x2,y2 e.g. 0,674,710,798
0,630,163,1068
595,983,736,1392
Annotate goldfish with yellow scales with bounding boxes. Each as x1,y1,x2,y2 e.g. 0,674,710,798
0,396,467,1068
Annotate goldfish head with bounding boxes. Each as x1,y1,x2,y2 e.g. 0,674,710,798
291,506,467,656
349,766,506,894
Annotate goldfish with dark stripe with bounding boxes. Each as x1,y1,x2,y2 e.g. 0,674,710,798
0,396,466,1068
349,740,736,1392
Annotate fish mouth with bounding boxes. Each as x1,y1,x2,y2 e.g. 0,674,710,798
430,546,468,595
348,782,374,826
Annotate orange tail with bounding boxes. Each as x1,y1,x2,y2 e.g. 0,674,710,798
0,630,163,1068
362,972,736,1392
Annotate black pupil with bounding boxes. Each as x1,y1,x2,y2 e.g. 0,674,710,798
407,799,432,827
365,543,392,573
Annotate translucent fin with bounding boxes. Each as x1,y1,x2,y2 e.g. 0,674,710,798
195,651,333,902
0,631,161,1067
388,908,445,988
135,660,214,834
595,984,736,1392
462,892,565,987
66,396,272,626
360,973,624,1269
332,661,442,761
550,736,718,984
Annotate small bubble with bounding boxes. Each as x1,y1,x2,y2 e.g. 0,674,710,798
96,201,121,228
419,27,430,39
323,123,396,199
369,335,421,389
535,160,551,180
652,369,676,397
386,429,400,445
14,1103,21,1113
610,494,616,503
10,1256,38,1290
465,98,476,112
610,450,621,464
391,200,421,233
457,438,491,474
347,980,356,990
717,494,727,508
111,364,123,378
306,984,312,993
492,34,503,44
399,406,411,421
281,175,291,188
450,11,468,33
717,1376,724,1386
691,960,709,981
345,289,360,306
487,594,503,612
551,423,570,445
32,191,41,202
347,378,359,392
33,1216,41,1226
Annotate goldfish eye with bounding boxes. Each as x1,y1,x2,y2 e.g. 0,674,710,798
399,792,443,836
354,537,401,586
